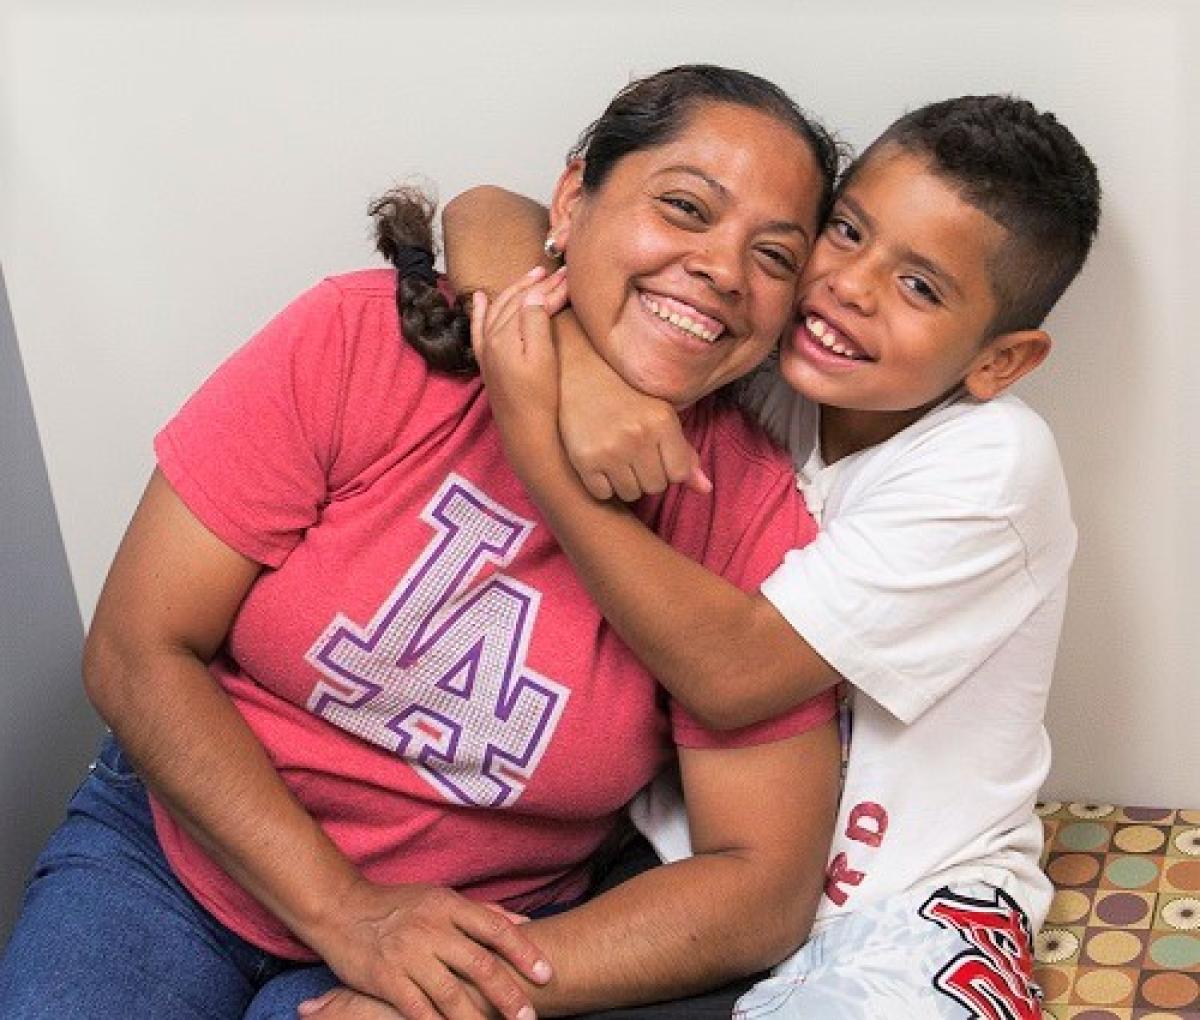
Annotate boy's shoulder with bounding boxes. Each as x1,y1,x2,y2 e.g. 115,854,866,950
897,392,1065,498
841,394,1067,523
865,394,1074,574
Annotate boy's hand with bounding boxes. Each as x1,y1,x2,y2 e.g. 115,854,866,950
470,265,570,469
557,334,710,501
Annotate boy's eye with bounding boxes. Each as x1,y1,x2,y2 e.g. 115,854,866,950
827,216,861,245
902,275,941,305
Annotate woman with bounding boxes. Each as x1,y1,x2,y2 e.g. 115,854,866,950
0,66,840,1020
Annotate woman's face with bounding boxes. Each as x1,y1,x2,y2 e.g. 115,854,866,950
551,102,825,408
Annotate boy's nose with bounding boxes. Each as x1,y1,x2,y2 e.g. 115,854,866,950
826,261,875,314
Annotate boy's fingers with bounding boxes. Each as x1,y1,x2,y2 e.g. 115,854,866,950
608,465,644,503
297,989,340,1015
469,291,489,356
660,436,710,495
686,464,714,495
486,265,561,338
483,902,530,925
581,472,616,501
518,302,556,362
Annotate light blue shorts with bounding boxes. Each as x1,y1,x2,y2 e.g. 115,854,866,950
734,883,1042,1020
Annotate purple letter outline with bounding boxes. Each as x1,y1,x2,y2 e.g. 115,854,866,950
305,474,569,808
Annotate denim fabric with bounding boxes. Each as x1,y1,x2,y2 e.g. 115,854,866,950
0,735,295,1019
0,737,762,1019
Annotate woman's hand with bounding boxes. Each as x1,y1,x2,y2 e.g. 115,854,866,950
469,265,569,476
315,879,548,1020
298,987,409,1019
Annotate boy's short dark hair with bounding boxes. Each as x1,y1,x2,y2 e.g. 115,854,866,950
846,95,1101,335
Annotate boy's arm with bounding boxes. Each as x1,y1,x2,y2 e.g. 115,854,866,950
473,278,843,730
442,187,557,297
443,187,708,499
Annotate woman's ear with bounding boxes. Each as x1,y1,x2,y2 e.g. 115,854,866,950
548,159,587,249
963,329,1052,401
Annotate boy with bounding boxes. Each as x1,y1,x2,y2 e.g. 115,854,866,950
446,92,1100,1019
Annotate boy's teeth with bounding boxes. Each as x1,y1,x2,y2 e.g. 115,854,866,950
807,314,864,360
642,295,721,342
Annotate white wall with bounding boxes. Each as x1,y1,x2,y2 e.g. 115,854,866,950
3,0,1197,809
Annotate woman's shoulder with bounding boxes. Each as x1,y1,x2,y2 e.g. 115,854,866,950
321,267,399,295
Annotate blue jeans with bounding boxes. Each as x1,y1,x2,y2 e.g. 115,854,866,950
0,735,338,1019
0,736,757,1019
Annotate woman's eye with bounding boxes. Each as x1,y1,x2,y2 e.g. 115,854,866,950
758,247,798,274
660,195,705,220
902,275,941,305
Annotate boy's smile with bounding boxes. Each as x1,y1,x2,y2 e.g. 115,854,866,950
780,147,1011,458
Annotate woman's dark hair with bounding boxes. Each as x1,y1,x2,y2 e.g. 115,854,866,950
369,186,476,375
373,64,841,376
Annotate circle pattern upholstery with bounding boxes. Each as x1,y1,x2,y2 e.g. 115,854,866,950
1034,803,1200,1018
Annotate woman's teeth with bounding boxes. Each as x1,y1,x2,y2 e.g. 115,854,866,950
641,294,722,343
806,315,866,360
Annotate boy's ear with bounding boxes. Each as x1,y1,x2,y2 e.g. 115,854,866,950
548,159,587,249
963,329,1052,401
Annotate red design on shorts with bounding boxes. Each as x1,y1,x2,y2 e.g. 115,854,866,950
919,887,1040,1020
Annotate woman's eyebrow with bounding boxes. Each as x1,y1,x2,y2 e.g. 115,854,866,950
659,164,811,243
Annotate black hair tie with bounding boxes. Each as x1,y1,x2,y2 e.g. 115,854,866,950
393,245,438,286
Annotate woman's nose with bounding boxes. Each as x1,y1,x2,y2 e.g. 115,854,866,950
685,234,746,296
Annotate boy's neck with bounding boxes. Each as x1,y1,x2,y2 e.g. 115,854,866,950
819,390,964,464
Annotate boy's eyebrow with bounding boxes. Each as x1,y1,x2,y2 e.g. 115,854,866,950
660,164,812,243
838,194,965,300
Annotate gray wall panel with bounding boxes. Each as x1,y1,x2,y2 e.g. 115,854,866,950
0,266,102,941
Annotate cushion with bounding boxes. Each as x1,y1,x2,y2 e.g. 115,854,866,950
1035,801,1200,1017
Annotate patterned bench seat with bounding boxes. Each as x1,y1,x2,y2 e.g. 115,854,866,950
1034,802,1200,1018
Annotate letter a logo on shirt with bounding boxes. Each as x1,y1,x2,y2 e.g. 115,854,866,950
305,474,570,808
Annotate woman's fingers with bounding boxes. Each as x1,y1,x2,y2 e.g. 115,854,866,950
297,987,406,1019
455,898,552,986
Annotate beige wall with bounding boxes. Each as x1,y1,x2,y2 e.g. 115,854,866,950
3,0,1196,808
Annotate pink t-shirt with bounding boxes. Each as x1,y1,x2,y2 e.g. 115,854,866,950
152,270,833,958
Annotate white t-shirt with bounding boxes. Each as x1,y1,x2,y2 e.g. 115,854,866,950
633,376,1075,933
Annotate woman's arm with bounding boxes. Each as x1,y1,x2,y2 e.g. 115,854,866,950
85,470,550,1020
301,718,840,1019
518,720,841,1014
472,278,842,730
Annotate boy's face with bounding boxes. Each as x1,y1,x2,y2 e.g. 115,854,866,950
780,147,1008,419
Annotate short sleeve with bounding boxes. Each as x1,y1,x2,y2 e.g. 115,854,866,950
761,401,1075,724
154,280,349,567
